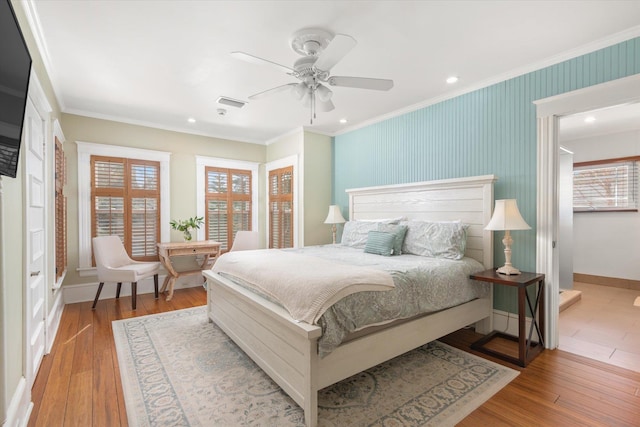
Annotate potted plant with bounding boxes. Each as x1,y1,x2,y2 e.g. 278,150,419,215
170,216,204,242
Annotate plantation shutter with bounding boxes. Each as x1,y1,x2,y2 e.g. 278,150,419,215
205,167,252,251
573,158,639,212
91,156,160,262
54,137,67,280
269,166,293,249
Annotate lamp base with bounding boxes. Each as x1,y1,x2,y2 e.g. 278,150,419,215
496,264,521,275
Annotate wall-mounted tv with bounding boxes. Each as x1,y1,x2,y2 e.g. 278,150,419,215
0,0,32,178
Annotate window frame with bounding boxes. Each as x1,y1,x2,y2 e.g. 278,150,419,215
266,154,299,248
196,156,259,245
573,156,639,213
268,165,294,249
77,142,171,277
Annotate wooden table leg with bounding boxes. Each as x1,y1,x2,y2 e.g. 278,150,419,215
166,276,177,301
518,286,526,366
160,275,171,293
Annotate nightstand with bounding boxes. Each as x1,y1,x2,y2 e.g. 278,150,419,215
469,269,545,367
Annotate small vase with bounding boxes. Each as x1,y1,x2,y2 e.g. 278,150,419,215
183,230,192,242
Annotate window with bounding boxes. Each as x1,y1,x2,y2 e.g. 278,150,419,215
77,142,171,276
195,156,258,251
573,157,639,212
205,167,252,251
54,136,67,282
91,156,160,261
269,165,294,249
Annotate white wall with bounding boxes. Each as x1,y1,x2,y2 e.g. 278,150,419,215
562,130,640,281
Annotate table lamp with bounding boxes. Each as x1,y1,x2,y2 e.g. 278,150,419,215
324,205,346,244
485,199,531,275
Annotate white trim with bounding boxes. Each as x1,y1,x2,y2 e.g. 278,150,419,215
64,107,266,146
265,155,301,247
46,289,64,353
535,73,640,350
195,156,260,243
75,142,172,274
27,69,52,117
4,376,32,427
20,1,63,111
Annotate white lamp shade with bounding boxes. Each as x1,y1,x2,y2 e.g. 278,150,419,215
485,199,531,231
324,205,346,224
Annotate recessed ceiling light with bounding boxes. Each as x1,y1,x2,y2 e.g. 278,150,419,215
187,117,196,123
339,118,348,124
584,116,596,123
446,76,459,84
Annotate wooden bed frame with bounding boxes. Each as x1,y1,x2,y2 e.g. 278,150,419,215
203,174,497,427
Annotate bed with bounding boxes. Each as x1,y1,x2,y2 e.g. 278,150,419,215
203,174,497,427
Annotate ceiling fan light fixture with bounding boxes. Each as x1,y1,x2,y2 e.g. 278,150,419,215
294,82,308,100
316,84,333,102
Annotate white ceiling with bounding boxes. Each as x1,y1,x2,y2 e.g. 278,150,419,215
24,1,640,144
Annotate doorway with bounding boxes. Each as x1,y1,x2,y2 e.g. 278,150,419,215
555,103,640,372
534,73,640,351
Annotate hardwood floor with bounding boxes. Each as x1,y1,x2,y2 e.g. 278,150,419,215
30,287,640,426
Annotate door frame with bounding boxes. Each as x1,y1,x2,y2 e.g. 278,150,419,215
534,73,640,349
24,71,52,390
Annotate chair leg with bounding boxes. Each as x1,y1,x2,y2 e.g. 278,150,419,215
131,282,137,310
92,282,105,309
154,274,159,299
116,282,122,299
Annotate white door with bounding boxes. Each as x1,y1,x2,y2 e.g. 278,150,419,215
24,98,47,387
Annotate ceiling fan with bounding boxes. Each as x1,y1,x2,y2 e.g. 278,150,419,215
231,28,394,124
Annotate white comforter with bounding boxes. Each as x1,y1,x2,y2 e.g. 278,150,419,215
212,249,394,324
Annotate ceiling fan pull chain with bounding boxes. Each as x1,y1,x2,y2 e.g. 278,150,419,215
310,88,315,124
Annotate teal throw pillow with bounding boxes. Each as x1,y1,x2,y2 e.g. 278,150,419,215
377,223,408,255
364,230,396,256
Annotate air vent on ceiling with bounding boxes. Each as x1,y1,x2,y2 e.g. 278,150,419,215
217,96,246,108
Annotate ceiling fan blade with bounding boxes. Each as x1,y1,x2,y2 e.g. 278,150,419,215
248,83,297,100
230,51,294,74
313,34,357,72
328,76,394,91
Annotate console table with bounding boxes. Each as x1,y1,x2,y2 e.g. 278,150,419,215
157,240,221,301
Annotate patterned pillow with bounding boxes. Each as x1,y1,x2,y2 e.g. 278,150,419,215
402,220,469,259
377,223,408,255
341,218,402,248
364,231,396,256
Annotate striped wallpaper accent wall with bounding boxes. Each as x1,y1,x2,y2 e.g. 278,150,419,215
333,37,640,313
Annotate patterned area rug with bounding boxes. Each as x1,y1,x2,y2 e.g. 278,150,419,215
113,307,518,426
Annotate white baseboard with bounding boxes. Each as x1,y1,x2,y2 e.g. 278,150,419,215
63,274,206,304
46,289,64,354
3,376,32,427
491,309,542,343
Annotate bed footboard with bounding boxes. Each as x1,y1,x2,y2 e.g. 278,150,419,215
203,270,322,427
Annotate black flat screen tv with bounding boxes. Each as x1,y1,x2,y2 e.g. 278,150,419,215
0,0,32,178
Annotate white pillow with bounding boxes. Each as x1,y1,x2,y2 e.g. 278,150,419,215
402,220,469,259
341,218,403,248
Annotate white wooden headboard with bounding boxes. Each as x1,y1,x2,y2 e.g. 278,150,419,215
346,175,497,269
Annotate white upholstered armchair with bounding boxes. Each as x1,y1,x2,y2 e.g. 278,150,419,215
92,236,160,310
